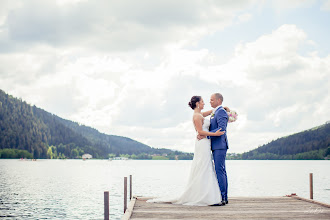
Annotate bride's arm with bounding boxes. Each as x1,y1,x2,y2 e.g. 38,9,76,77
224,106,230,112
193,114,225,137
202,107,230,116
201,110,212,117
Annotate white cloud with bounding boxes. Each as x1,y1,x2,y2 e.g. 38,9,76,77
106,24,329,153
270,0,315,11
223,25,330,151
1,0,258,52
237,13,252,24
55,0,86,7
0,1,329,154
321,0,330,11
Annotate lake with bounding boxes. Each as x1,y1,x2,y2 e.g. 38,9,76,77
0,159,329,219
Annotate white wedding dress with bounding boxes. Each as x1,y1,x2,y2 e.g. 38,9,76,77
147,118,221,206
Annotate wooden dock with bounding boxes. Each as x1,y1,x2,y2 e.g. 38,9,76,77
122,196,330,219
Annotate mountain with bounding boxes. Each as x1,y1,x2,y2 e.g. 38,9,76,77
3,88,327,160
0,89,176,159
236,122,330,160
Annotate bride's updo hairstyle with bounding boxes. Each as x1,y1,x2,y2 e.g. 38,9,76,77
188,96,201,110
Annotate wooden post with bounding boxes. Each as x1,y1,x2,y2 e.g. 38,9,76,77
309,173,313,200
130,175,132,200
124,177,127,213
104,191,109,220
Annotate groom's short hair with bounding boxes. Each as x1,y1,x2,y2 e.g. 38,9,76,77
214,93,223,102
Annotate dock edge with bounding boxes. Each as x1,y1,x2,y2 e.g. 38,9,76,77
290,195,330,208
121,196,137,220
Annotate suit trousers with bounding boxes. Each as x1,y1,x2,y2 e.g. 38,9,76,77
212,149,228,200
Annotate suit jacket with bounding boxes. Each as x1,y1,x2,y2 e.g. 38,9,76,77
209,106,229,150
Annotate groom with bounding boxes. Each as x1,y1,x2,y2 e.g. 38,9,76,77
209,93,229,206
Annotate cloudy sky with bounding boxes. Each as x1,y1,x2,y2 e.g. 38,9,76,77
0,0,329,153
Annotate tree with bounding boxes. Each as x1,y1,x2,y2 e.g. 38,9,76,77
178,154,193,160
51,145,58,158
108,153,116,158
47,146,53,159
130,154,137,159
325,147,330,157
0,148,33,159
58,152,66,159
71,148,79,158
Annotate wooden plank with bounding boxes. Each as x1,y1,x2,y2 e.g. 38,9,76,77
128,197,330,219
124,177,127,213
310,173,313,199
122,196,137,220
130,175,132,200
104,191,109,220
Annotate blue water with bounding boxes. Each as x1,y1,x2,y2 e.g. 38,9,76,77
0,160,329,219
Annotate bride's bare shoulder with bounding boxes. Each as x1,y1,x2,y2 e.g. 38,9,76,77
193,113,203,121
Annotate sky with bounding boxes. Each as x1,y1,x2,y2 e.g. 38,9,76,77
0,0,329,153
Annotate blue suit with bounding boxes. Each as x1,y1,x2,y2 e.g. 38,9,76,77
209,106,228,201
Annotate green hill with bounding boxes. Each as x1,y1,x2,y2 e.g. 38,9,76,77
238,122,330,160
3,88,326,160
0,89,178,159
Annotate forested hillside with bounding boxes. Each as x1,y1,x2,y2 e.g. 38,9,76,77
0,89,175,159
2,89,328,160
238,122,330,160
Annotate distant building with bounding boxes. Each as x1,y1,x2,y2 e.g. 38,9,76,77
82,154,92,159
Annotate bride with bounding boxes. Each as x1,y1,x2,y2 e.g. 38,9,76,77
147,96,225,206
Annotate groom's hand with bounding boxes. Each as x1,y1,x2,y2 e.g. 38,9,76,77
197,134,206,140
